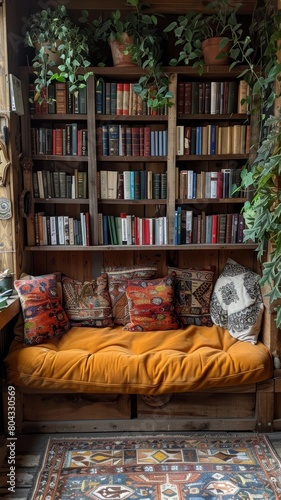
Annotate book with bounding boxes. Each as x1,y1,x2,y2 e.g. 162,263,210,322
55,83,67,114
9,74,24,115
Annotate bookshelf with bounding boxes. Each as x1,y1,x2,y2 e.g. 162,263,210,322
20,65,256,253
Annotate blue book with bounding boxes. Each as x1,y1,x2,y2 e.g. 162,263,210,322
102,125,109,156
174,210,178,245
210,125,216,155
95,80,104,114
150,131,155,156
102,215,109,245
130,171,135,199
196,126,202,155
163,130,168,156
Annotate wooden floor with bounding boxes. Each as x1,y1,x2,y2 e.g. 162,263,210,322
0,431,280,499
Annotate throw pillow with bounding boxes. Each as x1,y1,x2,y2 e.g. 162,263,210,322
123,273,179,332
105,265,157,325
14,274,70,346
210,258,264,343
62,274,114,327
13,272,63,343
168,266,215,327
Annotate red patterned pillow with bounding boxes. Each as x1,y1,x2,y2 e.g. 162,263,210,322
124,273,179,332
105,265,157,325
62,274,114,327
168,266,215,327
14,274,70,346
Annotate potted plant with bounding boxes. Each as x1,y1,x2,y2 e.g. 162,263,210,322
164,0,244,72
25,4,93,102
81,0,174,111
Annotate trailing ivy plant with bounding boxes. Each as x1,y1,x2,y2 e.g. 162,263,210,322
235,1,281,327
241,115,281,326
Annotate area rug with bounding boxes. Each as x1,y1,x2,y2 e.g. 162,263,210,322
30,434,281,499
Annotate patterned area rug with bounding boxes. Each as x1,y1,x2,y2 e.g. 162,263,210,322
30,434,281,499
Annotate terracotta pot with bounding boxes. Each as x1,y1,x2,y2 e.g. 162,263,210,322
202,37,231,66
109,33,138,68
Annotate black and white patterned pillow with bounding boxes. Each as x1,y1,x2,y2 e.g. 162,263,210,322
210,258,264,343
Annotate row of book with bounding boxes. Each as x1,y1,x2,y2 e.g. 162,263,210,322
177,80,249,115
96,81,167,116
35,212,91,246
29,82,87,115
174,208,245,245
98,214,168,246
31,125,88,156
176,124,250,156
97,124,168,157
176,168,243,200
98,170,167,200
33,170,87,199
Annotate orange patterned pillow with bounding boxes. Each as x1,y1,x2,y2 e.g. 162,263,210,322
14,274,70,345
124,273,179,332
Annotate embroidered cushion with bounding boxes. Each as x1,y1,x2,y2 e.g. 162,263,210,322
168,266,215,327
13,272,63,342
210,258,264,343
105,265,157,325
14,274,70,346
62,274,114,327
124,273,179,332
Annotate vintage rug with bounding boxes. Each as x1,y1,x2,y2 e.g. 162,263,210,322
30,434,281,499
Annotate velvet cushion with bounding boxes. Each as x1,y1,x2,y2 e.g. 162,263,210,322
168,266,215,327
62,274,114,327
14,274,70,346
124,273,179,331
210,258,264,343
105,265,157,325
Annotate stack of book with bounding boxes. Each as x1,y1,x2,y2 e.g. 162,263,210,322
33,169,87,199
35,212,90,246
29,82,87,115
96,81,167,116
174,207,245,245
176,168,244,199
98,213,168,246
98,170,167,200
97,124,167,157
31,125,88,156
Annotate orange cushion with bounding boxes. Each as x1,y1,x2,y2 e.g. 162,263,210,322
4,325,273,395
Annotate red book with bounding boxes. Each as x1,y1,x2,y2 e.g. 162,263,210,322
143,218,150,245
177,82,184,114
139,127,144,156
184,82,192,114
144,127,151,156
217,171,223,198
132,127,140,156
116,83,124,115
123,83,130,115
211,214,218,243
134,216,139,245
52,129,63,155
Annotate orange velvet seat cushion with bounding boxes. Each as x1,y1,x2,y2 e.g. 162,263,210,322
4,325,273,395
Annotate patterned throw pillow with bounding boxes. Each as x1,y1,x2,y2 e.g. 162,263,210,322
13,272,63,343
62,274,114,327
123,273,179,332
210,258,264,343
105,265,157,325
168,266,215,327
14,274,70,346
